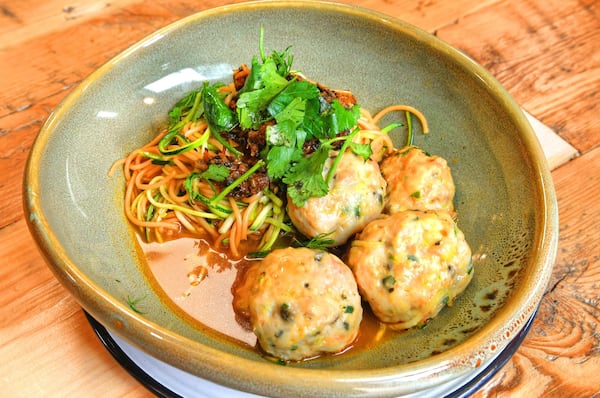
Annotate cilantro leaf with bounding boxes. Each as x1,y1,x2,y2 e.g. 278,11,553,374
237,58,291,129
274,96,306,125
266,120,297,147
301,97,326,139
266,87,313,151
199,164,230,182
267,81,319,117
266,145,302,179
271,47,294,77
202,83,237,133
323,100,361,137
184,165,230,197
240,56,264,92
349,141,373,161
283,146,331,206
201,83,242,157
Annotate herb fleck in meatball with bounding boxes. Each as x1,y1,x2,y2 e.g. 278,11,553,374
347,210,472,330
380,146,455,215
236,247,362,361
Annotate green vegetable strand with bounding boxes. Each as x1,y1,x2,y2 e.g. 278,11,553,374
211,128,242,157
158,91,203,155
188,191,232,219
324,126,361,186
405,110,414,147
260,211,287,251
249,202,273,231
145,187,218,219
210,160,266,205
259,25,266,62
380,122,403,134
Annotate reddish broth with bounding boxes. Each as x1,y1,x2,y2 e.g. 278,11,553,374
140,235,396,358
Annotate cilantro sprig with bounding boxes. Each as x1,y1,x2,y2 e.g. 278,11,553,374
234,30,364,206
267,100,363,206
164,27,367,210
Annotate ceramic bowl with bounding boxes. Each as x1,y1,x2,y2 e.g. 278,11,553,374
24,1,558,396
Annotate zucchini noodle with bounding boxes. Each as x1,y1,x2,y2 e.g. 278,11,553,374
356,105,427,161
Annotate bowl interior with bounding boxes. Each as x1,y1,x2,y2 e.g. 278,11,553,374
25,1,556,395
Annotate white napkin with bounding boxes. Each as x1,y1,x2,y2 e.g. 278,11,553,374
524,110,578,170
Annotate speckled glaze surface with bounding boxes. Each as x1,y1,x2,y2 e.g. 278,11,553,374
23,1,558,396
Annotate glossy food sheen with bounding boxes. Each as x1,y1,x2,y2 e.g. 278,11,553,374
237,247,362,361
381,146,455,215
287,150,386,246
348,210,473,330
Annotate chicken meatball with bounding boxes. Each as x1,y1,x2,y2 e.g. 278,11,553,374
236,247,362,361
347,210,472,330
380,146,455,215
287,150,386,246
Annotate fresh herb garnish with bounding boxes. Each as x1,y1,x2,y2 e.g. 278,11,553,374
198,164,230,182
201,82,242,157
163,27,365,212
236,51,292,129
235,28,363,206
283,145,331,205
293,232,335,250
184,164,230,200
168,89,203,127
127,295,146,314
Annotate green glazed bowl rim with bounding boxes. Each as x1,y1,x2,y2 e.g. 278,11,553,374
24,1,558,396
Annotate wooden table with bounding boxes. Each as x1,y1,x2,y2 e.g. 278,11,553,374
1,0,598,396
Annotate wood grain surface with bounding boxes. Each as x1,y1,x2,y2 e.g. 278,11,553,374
1,0,598,397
